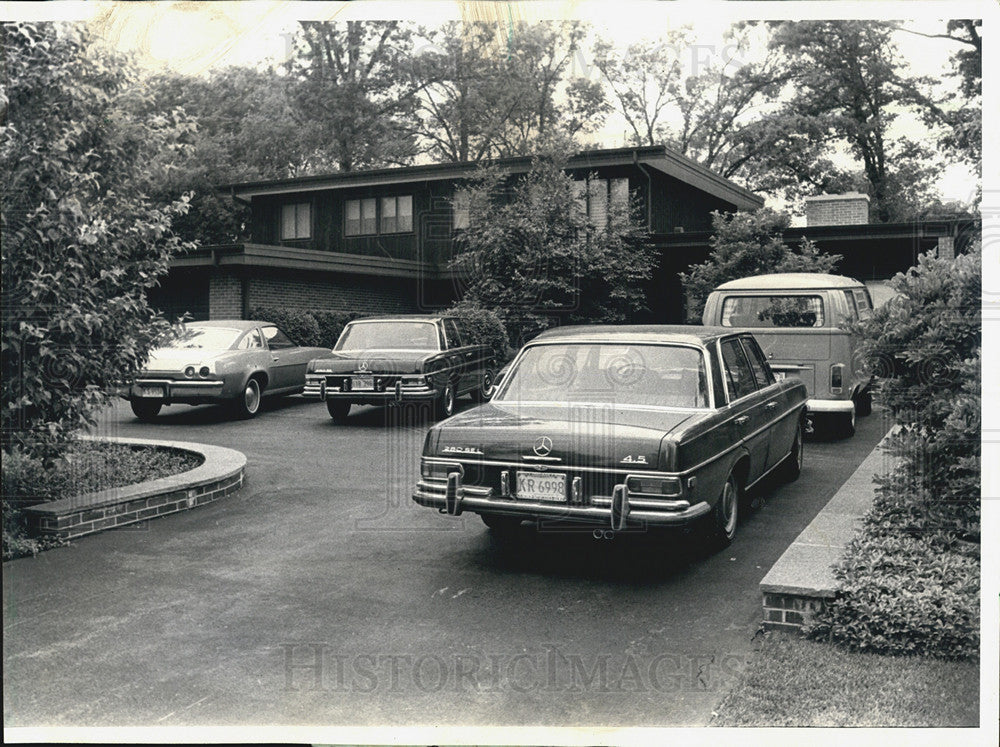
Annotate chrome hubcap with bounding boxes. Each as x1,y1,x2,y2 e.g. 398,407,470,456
482,372,494,397
722,480,737,535
445,387,454,414
245,381,260,413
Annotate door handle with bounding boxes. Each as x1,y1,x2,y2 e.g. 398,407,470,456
765,401,778,411
272,356,280,362
734,415,750,426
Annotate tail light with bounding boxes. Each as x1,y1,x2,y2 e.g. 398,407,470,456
831,364,844,393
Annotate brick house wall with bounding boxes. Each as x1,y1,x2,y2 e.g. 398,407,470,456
245,269,420,315
208,271,243,319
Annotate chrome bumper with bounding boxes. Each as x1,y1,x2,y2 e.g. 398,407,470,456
806,398,855,414
412,476,711,528
303,377,437,403
124,379,225,400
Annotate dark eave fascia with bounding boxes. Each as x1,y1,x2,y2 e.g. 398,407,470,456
223,145,761,205
170,243,457,280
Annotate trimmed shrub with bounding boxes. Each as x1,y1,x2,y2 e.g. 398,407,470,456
249,306,360,349
312,310,361,349
248,306,321,347
813,244,981,658
444,303,512,362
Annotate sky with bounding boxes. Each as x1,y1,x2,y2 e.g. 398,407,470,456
1,1,984,210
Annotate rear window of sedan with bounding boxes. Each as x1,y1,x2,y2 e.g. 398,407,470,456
721,295,825,328
336,321,440,351
497,343,709,408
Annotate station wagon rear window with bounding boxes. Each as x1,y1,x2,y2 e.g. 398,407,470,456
336,322,440,351
721,295,825,328
497,343,709,408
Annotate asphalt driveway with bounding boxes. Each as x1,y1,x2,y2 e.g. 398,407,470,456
4,395,888,728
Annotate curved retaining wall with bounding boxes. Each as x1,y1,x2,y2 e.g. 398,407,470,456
24,437,247,540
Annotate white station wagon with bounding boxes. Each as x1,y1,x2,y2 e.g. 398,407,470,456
702,273,874,437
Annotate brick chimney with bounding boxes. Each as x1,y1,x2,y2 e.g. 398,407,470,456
804,193,870,226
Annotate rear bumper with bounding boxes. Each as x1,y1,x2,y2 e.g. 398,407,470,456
121,379,227,404
806,398,855,414
303,377,439,404
412,479,711,529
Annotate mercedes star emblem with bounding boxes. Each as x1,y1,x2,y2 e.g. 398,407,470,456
533,436,553,457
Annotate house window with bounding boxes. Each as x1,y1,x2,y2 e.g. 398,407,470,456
574,177,629,230
453,189,470,230
280,202,311,239
346,196,411,236
381,195,413,233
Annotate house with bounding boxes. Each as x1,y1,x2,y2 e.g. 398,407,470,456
150,145,763,323
149,145,977,325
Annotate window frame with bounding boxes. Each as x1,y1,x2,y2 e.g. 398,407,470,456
280,202,312,240
739,335,775,389
719,336,760,403
261,325,296,350
345,195,413,237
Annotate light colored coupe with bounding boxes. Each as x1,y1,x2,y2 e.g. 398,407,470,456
123,320,329,420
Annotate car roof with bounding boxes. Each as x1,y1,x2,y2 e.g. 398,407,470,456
714,273,864,290
348,315,446,323
530,324,738,346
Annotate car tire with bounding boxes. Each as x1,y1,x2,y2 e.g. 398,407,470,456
130,399,162,422
779,421,804,482
232,377,262,419
705,473,739,549
435,382,456,420
470,369,495,403
481,514,522,536
854,387,873,417
327,400,350,424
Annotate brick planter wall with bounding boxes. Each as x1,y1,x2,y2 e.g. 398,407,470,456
24,437,247,541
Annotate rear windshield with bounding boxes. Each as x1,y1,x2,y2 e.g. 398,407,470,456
721,295,825,328
335,321,440,351
497,343,709,408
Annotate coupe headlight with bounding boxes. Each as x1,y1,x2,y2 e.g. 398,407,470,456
626,476,682,497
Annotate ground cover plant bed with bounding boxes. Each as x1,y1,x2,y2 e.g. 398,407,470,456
710,631,979,727
3,440,204,559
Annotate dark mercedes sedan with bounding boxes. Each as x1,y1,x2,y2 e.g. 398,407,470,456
303,315,497,422
412,326,807,547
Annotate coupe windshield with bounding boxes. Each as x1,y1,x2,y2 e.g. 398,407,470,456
166,327,243,350
498,343,710,408
336,322,440,351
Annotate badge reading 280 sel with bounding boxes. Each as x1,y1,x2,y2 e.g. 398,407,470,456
442,446,483,456
620,455,648,464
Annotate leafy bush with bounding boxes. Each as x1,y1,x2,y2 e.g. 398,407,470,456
248,306,321,347
1,23,192,462
813,533,979,659
814,244,981,658
312,310,360,349
443,303,511,362
249,306,359,348
680,208,842,322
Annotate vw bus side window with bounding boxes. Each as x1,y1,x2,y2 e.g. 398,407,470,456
852,288,873,320
721,295,825,328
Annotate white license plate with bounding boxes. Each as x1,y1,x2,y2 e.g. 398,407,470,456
353,375,374,391
517,472,567,502
137,385,164,398
773,371,786,381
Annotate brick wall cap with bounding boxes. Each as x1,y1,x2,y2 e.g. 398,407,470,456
804,193,871,203
24,436,246,517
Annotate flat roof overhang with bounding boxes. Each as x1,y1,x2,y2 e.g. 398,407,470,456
170,243,458,280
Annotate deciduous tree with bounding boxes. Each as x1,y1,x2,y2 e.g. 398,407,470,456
1,22,192,460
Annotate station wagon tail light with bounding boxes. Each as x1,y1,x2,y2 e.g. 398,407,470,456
626,476,682,497
831,364,844,393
